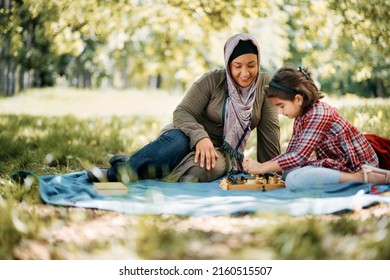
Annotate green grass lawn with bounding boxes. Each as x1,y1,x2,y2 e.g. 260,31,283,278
1,88,390,260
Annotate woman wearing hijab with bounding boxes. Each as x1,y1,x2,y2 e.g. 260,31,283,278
88,33,280,183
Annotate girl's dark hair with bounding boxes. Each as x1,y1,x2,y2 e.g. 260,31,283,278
265,63,324,114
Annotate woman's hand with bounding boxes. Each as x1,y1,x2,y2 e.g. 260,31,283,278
242,158,263,175
194,138,219,170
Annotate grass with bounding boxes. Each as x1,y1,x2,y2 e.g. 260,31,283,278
0,88,390,260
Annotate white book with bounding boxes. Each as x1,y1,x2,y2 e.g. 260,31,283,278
93,182,128,196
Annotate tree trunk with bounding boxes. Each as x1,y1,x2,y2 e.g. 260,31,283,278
18,65,25,92
84,72,91,88
1,0,11,9
0,0,14,95
149,74,162,89
6,61,16,96
121,66,130,89
0,47,5,94
375,77,385,98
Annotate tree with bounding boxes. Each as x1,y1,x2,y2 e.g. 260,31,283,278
282,0,389,97
0,0,16,95
5,0,388,98
329,0,389,97
1,0,67,94
1,0,277,94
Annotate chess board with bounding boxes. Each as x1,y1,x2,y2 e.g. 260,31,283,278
220,173,285,191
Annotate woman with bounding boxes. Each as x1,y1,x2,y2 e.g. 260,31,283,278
88,33,280,183
243,63,390,189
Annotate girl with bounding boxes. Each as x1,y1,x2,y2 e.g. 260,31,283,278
242,63,390,189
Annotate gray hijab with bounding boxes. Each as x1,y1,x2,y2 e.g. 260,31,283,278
222,33,261,172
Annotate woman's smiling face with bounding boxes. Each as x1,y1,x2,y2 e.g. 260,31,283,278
229,53,258,88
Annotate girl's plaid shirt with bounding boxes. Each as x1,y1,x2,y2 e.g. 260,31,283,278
274,101,378,172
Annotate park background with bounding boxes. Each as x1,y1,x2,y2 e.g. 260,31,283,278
0,0,390,260
1,0,388,97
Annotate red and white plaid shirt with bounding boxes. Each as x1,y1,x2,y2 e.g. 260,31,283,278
275,101,378,172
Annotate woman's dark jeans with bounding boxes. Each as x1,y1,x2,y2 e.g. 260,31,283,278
107,129,190,182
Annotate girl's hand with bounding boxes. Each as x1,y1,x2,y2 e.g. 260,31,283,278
242,158,262,175
194,138,219,170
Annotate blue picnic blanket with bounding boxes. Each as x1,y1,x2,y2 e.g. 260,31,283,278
12,171,390,216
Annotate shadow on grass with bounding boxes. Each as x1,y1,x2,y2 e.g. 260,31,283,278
0,114,164,176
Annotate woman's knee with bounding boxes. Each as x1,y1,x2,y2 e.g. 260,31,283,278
158,129,188,149
181,151,230,182
181,166,224,182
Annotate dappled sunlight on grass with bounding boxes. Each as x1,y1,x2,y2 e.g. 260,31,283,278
339,105,390,137
0,114,165,176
